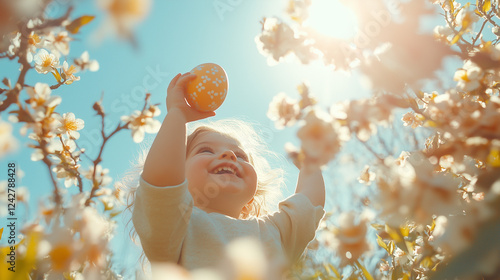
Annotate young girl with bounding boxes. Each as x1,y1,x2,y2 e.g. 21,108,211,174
130,72,326,275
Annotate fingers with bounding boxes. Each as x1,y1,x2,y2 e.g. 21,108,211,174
175,72,197,88
168,72,196,92
167,73,182,91
185,109,216,122
202,111,216,118
197,111,216,121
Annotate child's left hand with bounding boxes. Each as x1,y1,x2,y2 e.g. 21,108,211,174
166,73,215,122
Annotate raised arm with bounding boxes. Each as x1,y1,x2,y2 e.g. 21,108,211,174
294,164,325,208
141,73,215,187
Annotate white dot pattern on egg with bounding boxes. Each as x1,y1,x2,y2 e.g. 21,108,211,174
185,63,228,112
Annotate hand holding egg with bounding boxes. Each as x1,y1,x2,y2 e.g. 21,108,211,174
185,63,228,112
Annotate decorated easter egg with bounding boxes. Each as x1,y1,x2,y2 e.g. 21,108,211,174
185,63,228,112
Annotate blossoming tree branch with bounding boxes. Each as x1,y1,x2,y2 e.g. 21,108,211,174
1,0,500,279
259,0,500,279
0,0,157,279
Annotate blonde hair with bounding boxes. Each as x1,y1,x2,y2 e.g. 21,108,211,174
186,119,284,218
120,118,284,267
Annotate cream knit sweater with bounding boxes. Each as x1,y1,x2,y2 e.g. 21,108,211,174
132,176,325,271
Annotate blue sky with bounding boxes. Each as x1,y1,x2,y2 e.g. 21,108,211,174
1,0,379,276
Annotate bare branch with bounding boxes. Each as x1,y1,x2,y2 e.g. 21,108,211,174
50,80,66,90
39,139,62,206
28,6,74,32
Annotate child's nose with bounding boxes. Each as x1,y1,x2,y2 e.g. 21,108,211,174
219,150,236,161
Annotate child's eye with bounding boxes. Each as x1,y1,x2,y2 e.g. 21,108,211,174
197,146,214,154
235,152,249,162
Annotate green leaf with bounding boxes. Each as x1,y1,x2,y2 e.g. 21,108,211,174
487,148,500,167
450,32,461,45
385,224,402,242
51,70,62,83
391,265,404,280
482,0,491,12
377,234,388,251
355,260,374,280
415,90,425,99
371,223,385,230
329,264,340,278
420,256,434,269
400,226,409,237
66,15,95,34
388,240,395,255
324,263,340,278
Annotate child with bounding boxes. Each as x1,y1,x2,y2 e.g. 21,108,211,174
130,72,326,275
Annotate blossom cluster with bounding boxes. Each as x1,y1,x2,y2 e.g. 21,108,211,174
261,0,500,279
0,0,157,279
5,17,99,85
267,83,349,167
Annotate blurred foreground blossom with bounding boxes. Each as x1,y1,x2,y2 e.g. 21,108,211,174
285,0,311,24
432,199,492,255
12,194,117,278
297,110,341,166
454,5,480,32
375,153,462,227
150,237,284,280
0,119,19,157
401,111,424,129
358,165,376,185
454,60,483,92
255,17,314,65
0,182,9,216
341,97,394,142
320,211,371,267
96,0,152,43
83,165,112,187
433,24,454,43
151,263,222,280
9,0,45,19
267,92,300,129
224,237,268,280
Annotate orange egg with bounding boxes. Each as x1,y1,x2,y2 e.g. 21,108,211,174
185,63,228,112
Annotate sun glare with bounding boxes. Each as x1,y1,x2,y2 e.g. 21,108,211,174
306,0,358,39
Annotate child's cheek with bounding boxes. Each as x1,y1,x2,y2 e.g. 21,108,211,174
245,165,259,191
185,157,210,179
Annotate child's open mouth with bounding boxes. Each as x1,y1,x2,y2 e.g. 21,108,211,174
210,164,241,177
214,166,235,174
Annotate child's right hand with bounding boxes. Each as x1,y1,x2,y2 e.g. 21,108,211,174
166,73,216,122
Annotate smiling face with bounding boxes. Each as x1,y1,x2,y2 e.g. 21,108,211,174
185,130,258,217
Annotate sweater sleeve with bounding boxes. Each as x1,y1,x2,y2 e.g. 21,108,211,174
268,193,325,263
132,176,193,263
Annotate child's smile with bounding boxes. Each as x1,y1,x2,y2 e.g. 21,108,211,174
211,163,240,177
185,130,258,216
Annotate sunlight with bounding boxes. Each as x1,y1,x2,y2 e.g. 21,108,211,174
306,0,358,39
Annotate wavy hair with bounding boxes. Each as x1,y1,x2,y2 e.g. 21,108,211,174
119,118,285,268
